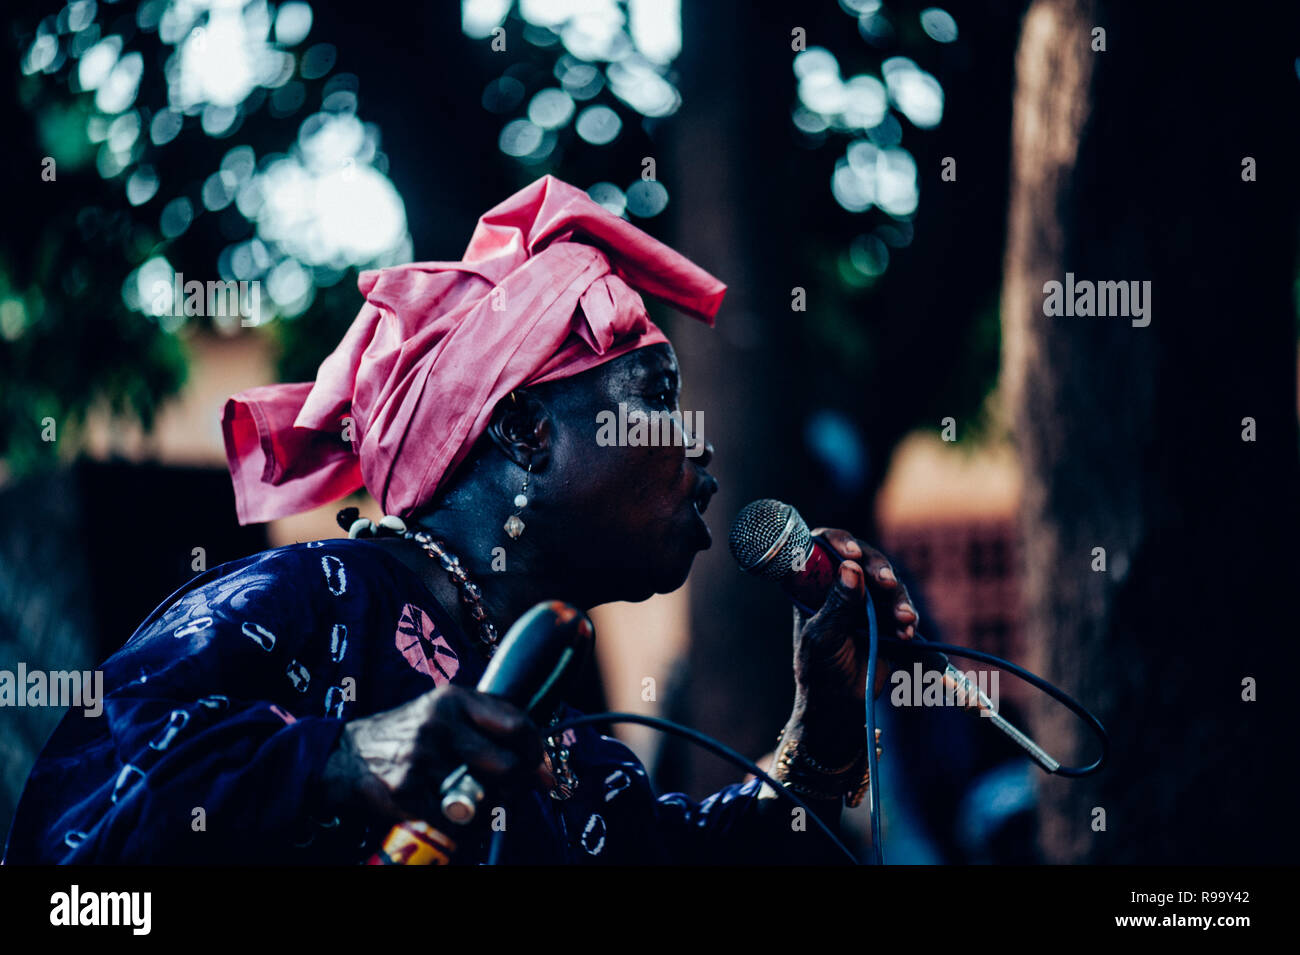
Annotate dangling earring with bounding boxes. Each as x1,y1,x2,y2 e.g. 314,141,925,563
504,462,532,540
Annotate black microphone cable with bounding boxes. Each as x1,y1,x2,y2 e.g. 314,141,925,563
874,634,1110,778
479,712,860,864
485,595,1108,865
864,587,883,864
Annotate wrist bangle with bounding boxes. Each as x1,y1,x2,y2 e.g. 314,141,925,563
777,737,863,776
774,731,877,808
784,776,859,803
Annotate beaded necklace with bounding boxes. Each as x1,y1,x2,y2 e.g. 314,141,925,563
396,527,578,801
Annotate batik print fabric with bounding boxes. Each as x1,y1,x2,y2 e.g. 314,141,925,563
2,539,766,865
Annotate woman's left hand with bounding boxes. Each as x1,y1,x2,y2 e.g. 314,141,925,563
790,528,917,749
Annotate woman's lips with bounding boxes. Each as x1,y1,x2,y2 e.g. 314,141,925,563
691,497,712,547
692,476,718,515
685,476,717,548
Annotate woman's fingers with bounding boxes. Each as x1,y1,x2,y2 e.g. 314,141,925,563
812,527,867,564
812,527,917,639
458,690,530,738
344,685,552,822
450,730,531,784
454,692,545,784
420,687,546,796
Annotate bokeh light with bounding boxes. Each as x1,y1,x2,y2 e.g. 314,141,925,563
625,179,668,217
919,7,958,44
793,7,951,276
575,104,621,144
467,0,680,218
882,56,944,129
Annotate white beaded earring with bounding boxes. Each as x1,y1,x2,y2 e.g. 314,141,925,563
504,462,532,540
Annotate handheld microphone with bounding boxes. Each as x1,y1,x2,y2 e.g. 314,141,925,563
439,600,594,823
728,499,1060,773
367,600,594,865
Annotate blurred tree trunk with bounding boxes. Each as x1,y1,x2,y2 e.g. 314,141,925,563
1003,0,1300,862
661,0,812,795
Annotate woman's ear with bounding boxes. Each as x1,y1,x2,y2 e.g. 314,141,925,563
485,388,552,471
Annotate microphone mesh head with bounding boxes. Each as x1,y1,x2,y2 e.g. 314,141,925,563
728,499,812,581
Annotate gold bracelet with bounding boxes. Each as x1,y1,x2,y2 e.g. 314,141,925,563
784,775,861,803
775,731,877,808
776,737,863,777
775,728,881,772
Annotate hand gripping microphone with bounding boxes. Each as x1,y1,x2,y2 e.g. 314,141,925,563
368,600,594,865
728,499,1060,773
439,600,595,822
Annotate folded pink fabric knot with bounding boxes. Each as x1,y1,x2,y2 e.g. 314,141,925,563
222,175,726,525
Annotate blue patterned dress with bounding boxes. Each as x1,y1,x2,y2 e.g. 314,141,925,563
2,538,819,865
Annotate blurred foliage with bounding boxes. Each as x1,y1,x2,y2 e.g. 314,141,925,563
793,1,1005,454
0,245,188,474
1,0,408,475
455,2,686,225
1,59,187,473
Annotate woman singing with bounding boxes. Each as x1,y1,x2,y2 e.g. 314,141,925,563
4,176,917,864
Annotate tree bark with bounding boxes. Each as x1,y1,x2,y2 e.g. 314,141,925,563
662,0,824,795
1003,0,1300,862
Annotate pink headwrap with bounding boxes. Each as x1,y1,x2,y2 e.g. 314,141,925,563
222,175,726,525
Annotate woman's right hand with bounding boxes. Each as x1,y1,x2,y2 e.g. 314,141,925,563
323,685,551,824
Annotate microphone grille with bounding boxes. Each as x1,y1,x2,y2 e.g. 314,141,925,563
728,499,812,581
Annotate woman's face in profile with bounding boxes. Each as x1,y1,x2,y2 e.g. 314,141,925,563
545,342,717,601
